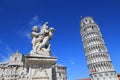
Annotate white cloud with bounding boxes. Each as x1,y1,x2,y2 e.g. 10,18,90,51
29,16,42,27
70,60,75,65
0,46,14,63
67,67,71,72
17,16,43,40
24,32,31,39
29,16,38,25
33,16,39,22
22,16,42,39
5,46,14,55
0,56,9,63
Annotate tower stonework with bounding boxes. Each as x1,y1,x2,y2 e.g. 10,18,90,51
80,17,118,80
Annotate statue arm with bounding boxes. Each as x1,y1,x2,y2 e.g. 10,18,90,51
44,29,49,33
32,32,41,37
49,27,55,32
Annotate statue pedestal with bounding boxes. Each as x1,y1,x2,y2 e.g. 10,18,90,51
29,50,51,57
25,53,57,80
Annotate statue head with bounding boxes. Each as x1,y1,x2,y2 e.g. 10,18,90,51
32,26,38,32
49,27,55,33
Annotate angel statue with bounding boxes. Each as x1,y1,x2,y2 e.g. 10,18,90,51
30,22,55,55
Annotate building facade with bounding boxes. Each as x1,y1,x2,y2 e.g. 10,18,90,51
0,52,67,80
80,17,118,80
0,22,67,80
0,52,27,80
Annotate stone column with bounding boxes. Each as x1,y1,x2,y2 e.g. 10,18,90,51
29,65,32,80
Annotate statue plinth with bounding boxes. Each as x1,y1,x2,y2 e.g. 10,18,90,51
29,50,51,57
25,54,57,68
25,51,57,80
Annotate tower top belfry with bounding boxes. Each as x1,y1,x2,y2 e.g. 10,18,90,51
80,16,95,27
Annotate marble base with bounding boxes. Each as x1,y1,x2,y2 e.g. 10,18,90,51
29,50,51,57
25,53,57,80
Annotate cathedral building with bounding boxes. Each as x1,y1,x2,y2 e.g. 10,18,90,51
80,17,118,80
0,22,67,80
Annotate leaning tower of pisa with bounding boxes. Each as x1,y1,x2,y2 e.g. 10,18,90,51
80,17,118,80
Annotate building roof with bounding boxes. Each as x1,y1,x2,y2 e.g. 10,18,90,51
77,78,90,80
117,74,120,77
55,64,66,67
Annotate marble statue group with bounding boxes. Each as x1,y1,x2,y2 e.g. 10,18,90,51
31,22,55,55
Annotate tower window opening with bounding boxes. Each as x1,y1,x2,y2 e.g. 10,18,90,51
15,57,17,61
83,22,85,25
89,20,92,23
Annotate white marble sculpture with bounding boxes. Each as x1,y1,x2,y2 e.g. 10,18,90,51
31,22,55,55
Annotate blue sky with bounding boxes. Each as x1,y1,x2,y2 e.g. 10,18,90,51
0,0,120,80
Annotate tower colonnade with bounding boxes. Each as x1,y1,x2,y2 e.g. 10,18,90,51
80,17,118,80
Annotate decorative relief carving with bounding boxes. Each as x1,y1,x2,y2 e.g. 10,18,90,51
33,67,49,79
